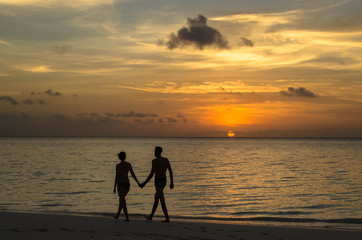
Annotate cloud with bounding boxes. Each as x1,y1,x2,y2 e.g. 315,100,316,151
50,44,71,55
280,87,317,98
30,89,62,96
0,96,19,105
44,89,62,96
167,118,177,123
1,96,46,106
162,14,229,50
239,37,254,47
119,111,158,118
177,113,188,123
22,99,34,105
0,112,31,120
21,99,45,105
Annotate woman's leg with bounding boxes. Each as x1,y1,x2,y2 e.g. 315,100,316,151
114,198,123,219
119,186,130,221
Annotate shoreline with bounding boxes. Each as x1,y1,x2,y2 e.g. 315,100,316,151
1,211,361,240
4,209,361,231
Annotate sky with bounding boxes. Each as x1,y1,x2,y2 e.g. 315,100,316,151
0,0,361,137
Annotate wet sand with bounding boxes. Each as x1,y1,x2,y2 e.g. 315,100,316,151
1,211,361,240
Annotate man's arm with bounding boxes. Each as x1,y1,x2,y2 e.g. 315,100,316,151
167,159,174,189
142,160,155,187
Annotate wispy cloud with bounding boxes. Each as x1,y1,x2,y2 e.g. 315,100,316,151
105,111,158,118
44,89,62,96
21,66,54,73
50,44,71,55
0,0,114,8
30,89,62,96
22,99,45,105
280,87,317,98
0,96,19,105
239,37,254,47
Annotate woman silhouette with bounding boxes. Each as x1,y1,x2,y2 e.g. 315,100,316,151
113,151,141,221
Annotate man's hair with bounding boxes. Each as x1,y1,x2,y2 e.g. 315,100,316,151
155,146,163,155
118,151,126,160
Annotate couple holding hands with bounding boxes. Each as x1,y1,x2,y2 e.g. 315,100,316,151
113,146,174,222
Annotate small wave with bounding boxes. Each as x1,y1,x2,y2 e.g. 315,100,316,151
44,191,94,195
38,204,76,207
231,211,314,216
172,215,362,225
46,178,74,181
300,204,339,209
0,203,22,206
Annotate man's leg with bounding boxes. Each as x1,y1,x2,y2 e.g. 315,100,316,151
146,190,160,220
158,190,170,222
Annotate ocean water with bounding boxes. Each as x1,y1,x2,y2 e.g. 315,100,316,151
0,137,361,229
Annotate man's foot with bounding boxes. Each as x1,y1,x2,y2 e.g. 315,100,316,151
145,215,152,220
162,219,170,223
113,215,119,219
125,219,130,222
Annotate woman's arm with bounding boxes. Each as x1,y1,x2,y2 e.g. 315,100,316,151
113,165,119,193
129,164,140,185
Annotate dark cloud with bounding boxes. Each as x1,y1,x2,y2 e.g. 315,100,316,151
162,14,229,50
239,37,254,47
44,89,62,96
0,112,31,120
120,111,158,118
22,99,34,105
50,44,71,55
280,87,317,98
36,99,46,104
105,112,114,117
167,118,177,123
1,96,45,106
177,113,188,123
0,96,19,105
134,119,155,125
30,89,62,96
22,98,45,105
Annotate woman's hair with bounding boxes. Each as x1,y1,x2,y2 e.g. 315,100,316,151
118,151,126,160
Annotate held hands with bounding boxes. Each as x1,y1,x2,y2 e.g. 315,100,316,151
138,182,146,188
170,183,174,190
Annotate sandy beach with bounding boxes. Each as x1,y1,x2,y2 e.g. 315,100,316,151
1,211,361,240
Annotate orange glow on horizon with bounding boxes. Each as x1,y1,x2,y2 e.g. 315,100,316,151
206,106,254,127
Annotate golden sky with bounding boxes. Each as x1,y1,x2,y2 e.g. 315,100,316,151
0,0,361,137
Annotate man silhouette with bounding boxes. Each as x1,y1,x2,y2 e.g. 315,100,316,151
141,146,174,222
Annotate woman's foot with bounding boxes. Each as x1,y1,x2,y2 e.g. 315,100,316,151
113,215,119,219
145,215,152,220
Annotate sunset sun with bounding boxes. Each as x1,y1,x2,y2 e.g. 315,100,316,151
227,131,235,137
